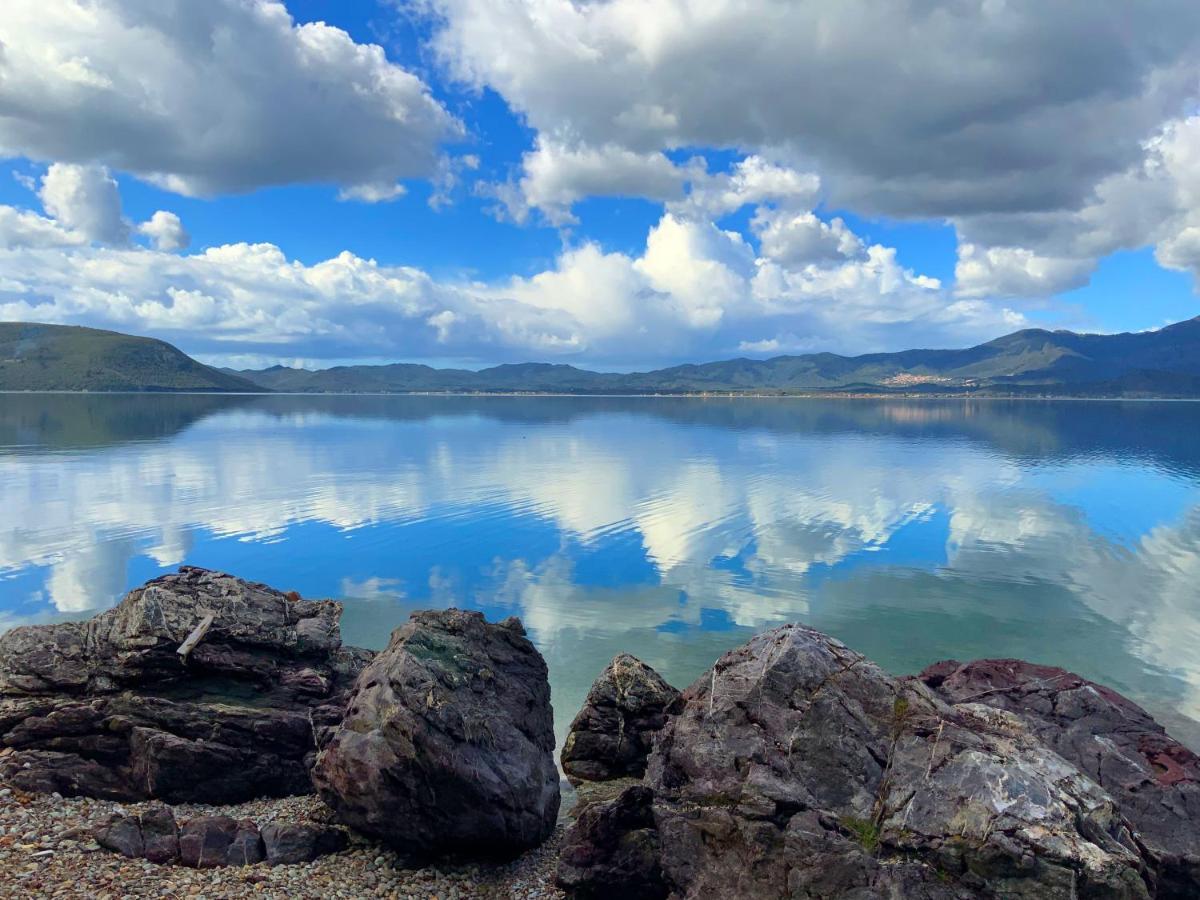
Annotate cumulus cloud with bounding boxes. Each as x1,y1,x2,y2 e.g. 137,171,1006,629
753,209,862,267
0,0,461,197
0,195,1023,365
38,163,128,244
498,139,690,224
428,0,1200,221
953,113,1200,294
954,244,1095,300
423,0,1200,299
137,210,190,252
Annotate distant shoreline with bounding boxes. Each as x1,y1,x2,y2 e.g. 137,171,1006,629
3,389,1199,401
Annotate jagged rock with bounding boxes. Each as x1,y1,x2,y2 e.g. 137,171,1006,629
562,654,680,783
559,624,1157,899
179,815,238,868
313,609,560,860
94,813,144,858
920,658,1200,898
226,820,265,866
0,567,372,802
139,804,180,864
556,785,665,900
261,822,346,865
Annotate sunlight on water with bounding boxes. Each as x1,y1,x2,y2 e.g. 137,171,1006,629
2,394,1199,751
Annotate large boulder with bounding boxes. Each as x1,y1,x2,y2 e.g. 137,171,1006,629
0,567,372,802
560,624,1159,899
562,654,680,783
313,609,559,860
920,658,1200,898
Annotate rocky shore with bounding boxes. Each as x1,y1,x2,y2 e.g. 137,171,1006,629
1,568,1197,898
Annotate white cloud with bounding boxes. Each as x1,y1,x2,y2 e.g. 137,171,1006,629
337,182,408,204
0,0,461,197
0,205,85,249
672,156,821,221
0,196,1023,365
753,209,863,267
429,0,1200,222
954,244,1095,299
953,113,1200,295
502,139,690,224
137,210,190,252
38,163,128,244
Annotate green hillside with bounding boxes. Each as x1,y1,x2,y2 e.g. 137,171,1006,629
232,317,1200,396
4,317,1199,396
0,323,261,392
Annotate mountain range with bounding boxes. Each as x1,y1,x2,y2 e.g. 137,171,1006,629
2,317,1199,396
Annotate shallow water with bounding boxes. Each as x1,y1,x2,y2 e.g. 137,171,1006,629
2,394,1199,751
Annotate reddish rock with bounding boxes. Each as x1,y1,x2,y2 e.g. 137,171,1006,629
94,813,143,858
179,815,238,868
138,804,180,864
260,822,346,864
226,819,265,866
560,625,1154,899
919,657,1200,897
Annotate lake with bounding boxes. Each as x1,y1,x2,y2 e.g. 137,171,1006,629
2,394,1199,752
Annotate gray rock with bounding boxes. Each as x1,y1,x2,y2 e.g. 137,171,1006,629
0,567,372,802
556,785,665,899
260,822,346,865
179,815,238,869
94,813,143,858
561,654,680,783
138,804,179,864
313,608,560,860
560,624,1155,899
920,658,1200,898
226,819,265,866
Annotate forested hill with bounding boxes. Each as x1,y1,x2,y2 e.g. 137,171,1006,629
4,317,1199,396
0,323,260,392
232,317,1200,396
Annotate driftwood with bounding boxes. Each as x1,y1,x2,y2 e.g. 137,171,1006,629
176,613,215,661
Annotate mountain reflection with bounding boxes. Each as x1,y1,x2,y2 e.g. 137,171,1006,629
1,395,1198,750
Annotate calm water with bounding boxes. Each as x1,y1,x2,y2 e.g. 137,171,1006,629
2,394,1199,752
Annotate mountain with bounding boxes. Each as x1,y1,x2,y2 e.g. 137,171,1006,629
0,323,261,392
4,317,1199,396
231,317,1200,396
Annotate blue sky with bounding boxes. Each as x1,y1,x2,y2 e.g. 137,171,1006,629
0,0,1197,368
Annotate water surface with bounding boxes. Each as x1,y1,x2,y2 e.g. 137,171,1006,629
2,394,1199,751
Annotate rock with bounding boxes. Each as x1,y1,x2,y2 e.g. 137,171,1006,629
94,813,144,858
560,624,1156,899
561,654,680,783
556,785,665,900
226,819,265,866
920,658,1200,898
260,822,346,865
0,567,373,802
139,804,180,864
313,608,560,860
179,815,238,868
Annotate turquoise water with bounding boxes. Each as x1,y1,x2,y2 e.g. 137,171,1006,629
2,394,1199,751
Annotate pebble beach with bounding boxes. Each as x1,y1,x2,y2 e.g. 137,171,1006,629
0,786,566,900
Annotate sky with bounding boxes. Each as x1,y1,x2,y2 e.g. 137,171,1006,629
0,0,1198,370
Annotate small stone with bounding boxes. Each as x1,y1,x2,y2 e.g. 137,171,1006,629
93,814,143,859
179,816,237,869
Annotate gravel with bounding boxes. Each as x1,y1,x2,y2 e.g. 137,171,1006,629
0,784,566,899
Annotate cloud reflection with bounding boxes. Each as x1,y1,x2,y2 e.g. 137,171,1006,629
1,396,1198,748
